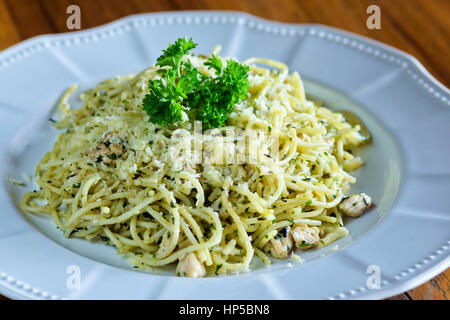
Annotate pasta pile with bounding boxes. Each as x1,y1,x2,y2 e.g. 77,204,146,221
21,50,368,276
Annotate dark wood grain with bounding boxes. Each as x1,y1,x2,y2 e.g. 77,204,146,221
1,0,448,86
0,0,448,300
404,269,449,300
386,269,450,300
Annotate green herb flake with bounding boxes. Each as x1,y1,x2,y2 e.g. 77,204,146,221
298,243,314,248
215,264,223,275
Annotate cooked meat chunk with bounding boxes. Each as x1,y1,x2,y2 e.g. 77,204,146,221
291,224,320,249
88,134,124,165
176,252,206,278
109,142,123,155
339,193,372,217
264,226,294,259
156,231,172,256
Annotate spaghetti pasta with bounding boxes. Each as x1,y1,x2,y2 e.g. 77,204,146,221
20,47,370,277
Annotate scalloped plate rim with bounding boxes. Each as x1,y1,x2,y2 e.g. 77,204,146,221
0,10,449,300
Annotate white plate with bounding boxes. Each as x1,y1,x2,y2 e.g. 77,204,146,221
0,11,449,300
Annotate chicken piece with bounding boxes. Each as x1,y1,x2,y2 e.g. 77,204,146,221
176,252,206,278
109,142,123,155
156,231,172,256
291,224,320,249
264,226,294,259
88,134,124,165
339,193,372,217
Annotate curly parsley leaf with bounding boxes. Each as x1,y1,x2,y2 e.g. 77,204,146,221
203,54,223,75
142,78,186,126
156,37,197,77
194,59,250,129
142,37,198,126
142,37,250,129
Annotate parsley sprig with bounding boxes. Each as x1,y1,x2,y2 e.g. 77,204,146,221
142,37,250,129
193,55,250,128
142,38,199,126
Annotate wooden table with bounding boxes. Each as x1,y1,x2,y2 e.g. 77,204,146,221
0,0,448,300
